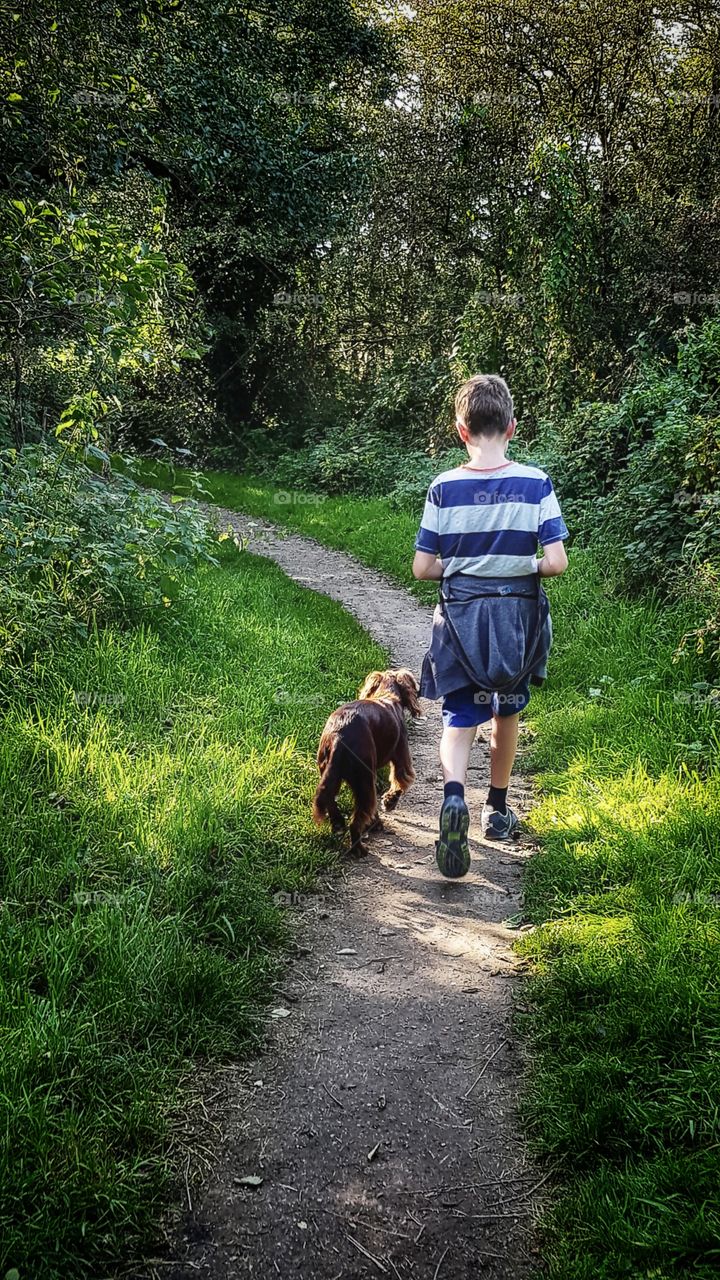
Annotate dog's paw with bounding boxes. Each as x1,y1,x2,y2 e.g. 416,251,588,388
367,813,384,833
381,789,400,812
348,840,370,859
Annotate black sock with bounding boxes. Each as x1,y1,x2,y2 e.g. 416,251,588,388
444,781,465,801
487,785,507,814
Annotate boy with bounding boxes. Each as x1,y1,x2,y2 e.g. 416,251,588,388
413,373,568,879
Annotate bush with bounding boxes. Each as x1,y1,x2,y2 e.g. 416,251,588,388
116,365,225,459
670,560,720,672
262,427,428,499
0,445,217,670
531,319,720,591
354,355,453,442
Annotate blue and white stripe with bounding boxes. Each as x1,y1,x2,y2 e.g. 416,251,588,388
415,462,568,578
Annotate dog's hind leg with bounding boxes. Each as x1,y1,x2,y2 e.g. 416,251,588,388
313,784,346,835
382,738,415,812
326,795,346,835
312,743,346,835
348,767,378,857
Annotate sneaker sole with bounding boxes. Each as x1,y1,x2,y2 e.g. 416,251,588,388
436,804,471,879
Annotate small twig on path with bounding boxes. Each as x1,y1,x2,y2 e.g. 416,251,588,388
429,1092,469,1123
462,1040,508,1099
490,1166,556,1206
323,1082,344,1108
346,1235,388,1273
448,1207,532,1220
353,955,400,968
433,1246,450,1280
418,1173,533,1195
318,1207,411,1240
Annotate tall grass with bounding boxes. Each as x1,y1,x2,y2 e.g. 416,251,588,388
152,467,720,1279
0,547,385,1276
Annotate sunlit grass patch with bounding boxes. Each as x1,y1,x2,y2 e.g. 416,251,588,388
0,547,385,1277
516,567,720,1277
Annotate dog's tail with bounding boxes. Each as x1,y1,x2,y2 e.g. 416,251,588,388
312,736,345,826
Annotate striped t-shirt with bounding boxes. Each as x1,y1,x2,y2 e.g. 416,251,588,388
415,461,568,578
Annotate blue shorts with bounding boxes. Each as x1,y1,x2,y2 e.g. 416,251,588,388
441,678,530,729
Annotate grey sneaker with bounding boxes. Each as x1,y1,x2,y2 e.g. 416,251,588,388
481,804,519,841
436,795,471,878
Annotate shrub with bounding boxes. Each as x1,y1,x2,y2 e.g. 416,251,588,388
262,427,425,498
0,445,217,671
531,319,720,591
354,355,453,442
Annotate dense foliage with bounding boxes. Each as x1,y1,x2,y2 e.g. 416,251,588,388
4,2,720,601
3,3,720,454
3,2,720,1276
0,0,391,455
0,445,218,676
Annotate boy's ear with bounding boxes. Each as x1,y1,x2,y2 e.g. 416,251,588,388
455,418,469,443
506,418,517,440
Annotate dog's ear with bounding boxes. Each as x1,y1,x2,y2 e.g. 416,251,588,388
358,670,385,700
394,668,422,717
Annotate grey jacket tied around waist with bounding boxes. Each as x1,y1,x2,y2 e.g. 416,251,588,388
419,573,552,701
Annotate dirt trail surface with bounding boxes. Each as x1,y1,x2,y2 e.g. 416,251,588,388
159,509,545,1280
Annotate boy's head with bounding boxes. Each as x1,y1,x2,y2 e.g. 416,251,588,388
455,374,515,443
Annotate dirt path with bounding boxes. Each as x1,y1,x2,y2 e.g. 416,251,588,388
161,510,544,1280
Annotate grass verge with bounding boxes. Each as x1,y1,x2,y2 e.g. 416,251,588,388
127,458,436,603
148,464,720,1279
0,545,385,1277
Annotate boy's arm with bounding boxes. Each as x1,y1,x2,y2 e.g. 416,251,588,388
537,540,568,577
537,475,569,577
413,550,444,580
414,481,443,579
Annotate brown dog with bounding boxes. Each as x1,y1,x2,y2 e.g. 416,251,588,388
313,669,422,855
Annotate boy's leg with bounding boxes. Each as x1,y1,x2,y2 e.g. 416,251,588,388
435,724,479,880
483,709,521,840
489,712,520,788
436,688,490,878
439,724,478,786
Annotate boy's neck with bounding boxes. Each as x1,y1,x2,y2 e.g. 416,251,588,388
463,438,509,469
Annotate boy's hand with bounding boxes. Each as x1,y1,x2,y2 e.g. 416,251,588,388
412,550,445,581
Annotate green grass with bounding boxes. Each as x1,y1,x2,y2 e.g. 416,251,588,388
148,464,720,1279
127,457,437,603
0,545,385,1277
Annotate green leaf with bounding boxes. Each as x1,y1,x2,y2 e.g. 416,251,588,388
84,444,111,465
